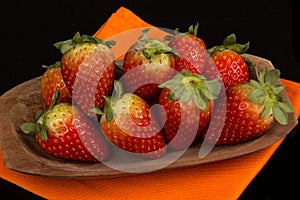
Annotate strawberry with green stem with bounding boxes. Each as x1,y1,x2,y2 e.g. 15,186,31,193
122,28,176,100
202,66,294,145
158,70,221,150
20,91,110,162
98,81,167,159
54,32,116,117
204,34,250,90
166,23,207,74
40,61,72,108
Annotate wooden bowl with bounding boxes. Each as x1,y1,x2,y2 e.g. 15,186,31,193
0,54,298,178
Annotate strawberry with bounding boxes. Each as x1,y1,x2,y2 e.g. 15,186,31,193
204,34,250,90
98,81,167,159
40,61,72,108
166,23,207,74
20,91,110,162
54,32,116,117
158,70,221,150
122,28,176,100
202,67,294,145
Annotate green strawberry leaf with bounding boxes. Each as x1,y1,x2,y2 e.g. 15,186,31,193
188,22,199,36
159,76,180,91
204,78,221,100
265,69,280,85
113,80,124,100
42,61,61,70
261,101,272,118
199,85,211,100
193,89,208,110
81,34,102,43
242,56,255,72
273,104,289,125
166,92,177,101
105,107,114,122
277,101,294,113
270,84,285,95
39,125,48,140
248,88,266,104
53,39,73,54
226,42,250,54
91,107,103,115
250,80,264,90
143,37,177,57
180,89,193,103
257,67,268,86
194,74,220,99
20,122,38,135
207,33,249,55
223,34,237,46
103,96,114,122
49,90,60,110
171,86,185,100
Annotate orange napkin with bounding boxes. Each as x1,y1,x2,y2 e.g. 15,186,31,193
93,7,152,39
0,6,299,200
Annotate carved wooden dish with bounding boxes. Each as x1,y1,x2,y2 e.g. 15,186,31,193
0,54,298,178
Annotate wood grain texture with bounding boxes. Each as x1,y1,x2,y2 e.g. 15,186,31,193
0,54,298,178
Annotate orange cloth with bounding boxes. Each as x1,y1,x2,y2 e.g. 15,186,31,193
0,6,299,200
93,7,152,39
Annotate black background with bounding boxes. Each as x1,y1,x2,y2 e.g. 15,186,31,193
1,0,299,199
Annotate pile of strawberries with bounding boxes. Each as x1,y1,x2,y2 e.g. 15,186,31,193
20,24,293,162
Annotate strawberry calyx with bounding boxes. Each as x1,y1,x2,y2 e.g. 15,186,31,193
93,80,124,122
53,32,116,54
159,70,221,110
207,34,250,56
41,61,61,70
186,23,199,36
248,66,294,125
164,23,199,41
135,28,177,59
20,90,60,140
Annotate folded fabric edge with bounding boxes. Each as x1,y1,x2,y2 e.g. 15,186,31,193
93,6,152,39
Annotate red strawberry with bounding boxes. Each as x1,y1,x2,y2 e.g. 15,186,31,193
158,70,221,150
98,81,167,159
122,28,176,100
40,61,72,108
167,23,207,74
54,32,116,117
202,67,294,145
204,34,250,90
20,91,110,162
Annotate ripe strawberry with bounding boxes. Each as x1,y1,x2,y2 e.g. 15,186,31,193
40,61,72,108
98,81,167,159
202,67,294,145
122,28,176,100
204,34,250,90
54,32,116,117
166,23,207,74
158,70,221,150
20,91,110,162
